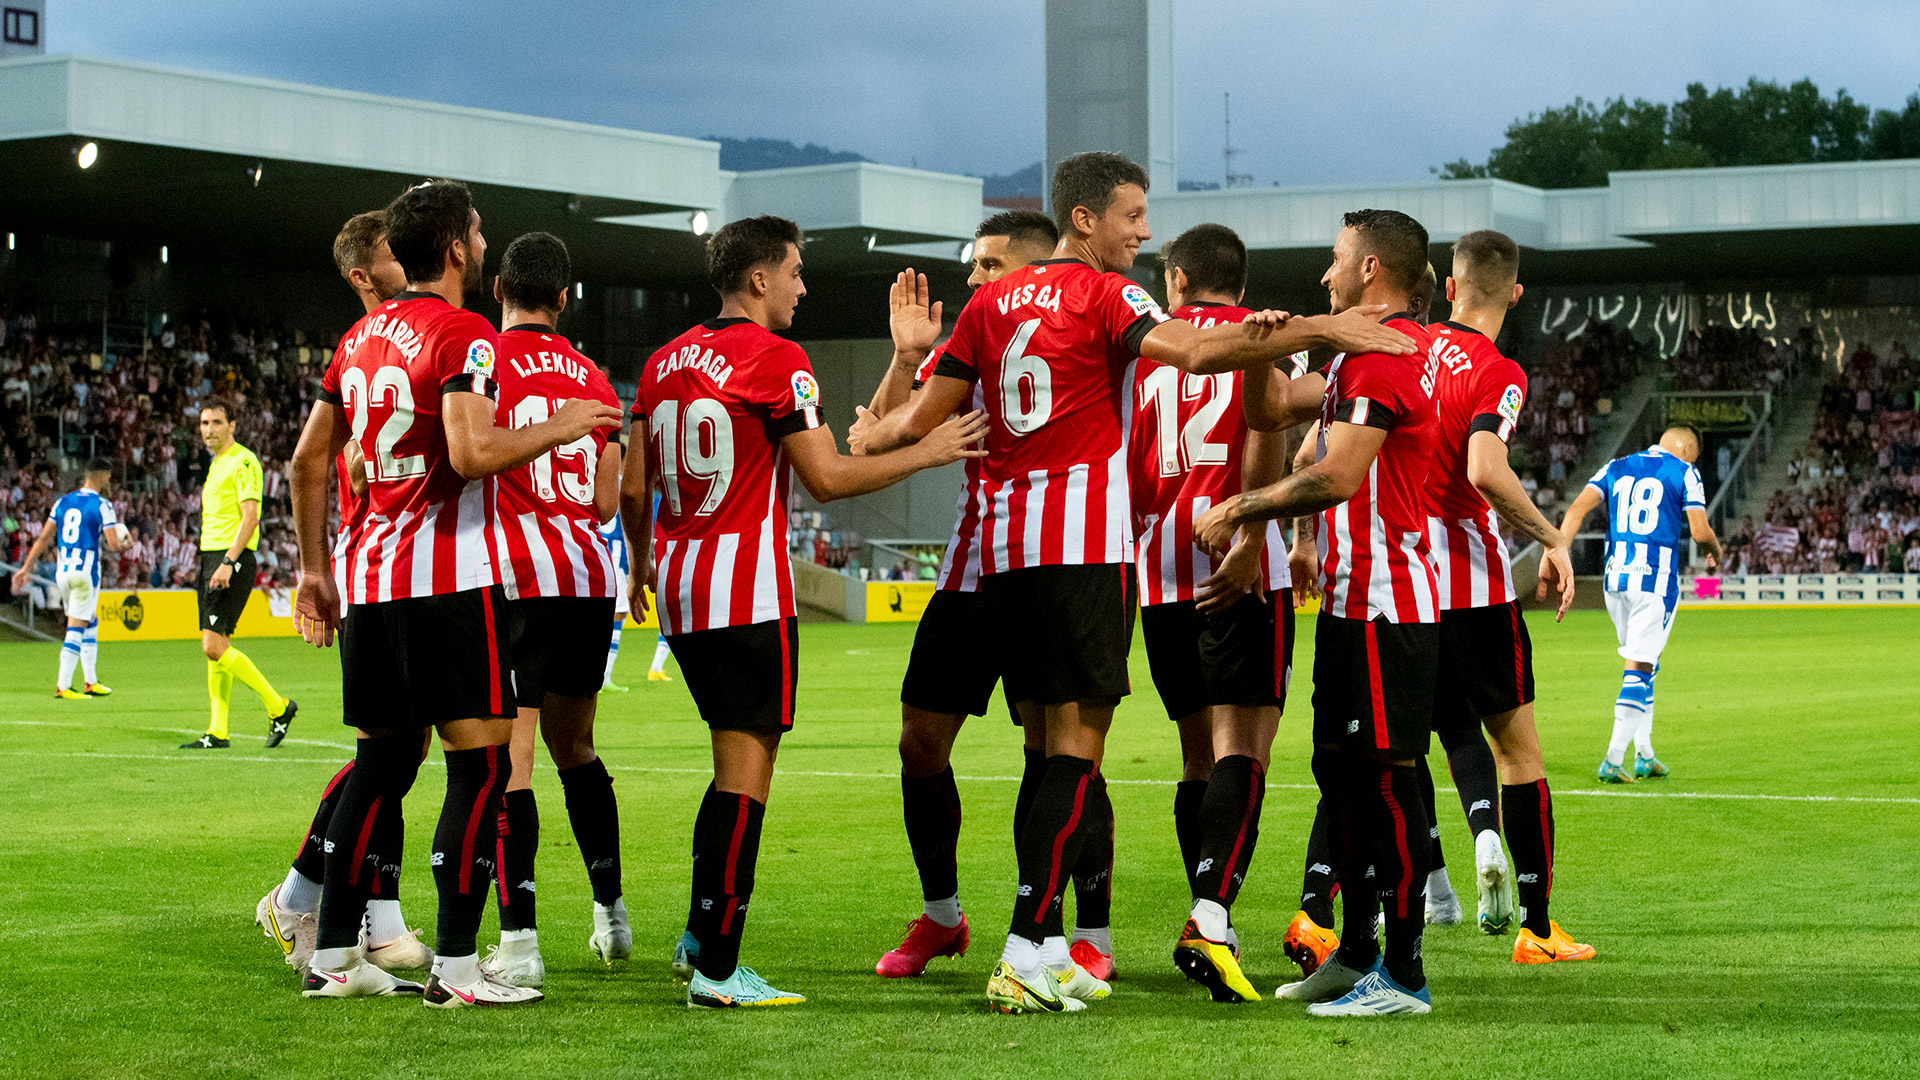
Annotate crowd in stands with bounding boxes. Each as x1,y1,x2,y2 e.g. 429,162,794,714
0,302,330,594
1498,322,1644,548
1723,340,1920,575
1668,324,1811,394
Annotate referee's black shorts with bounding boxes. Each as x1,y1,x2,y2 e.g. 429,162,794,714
196,549,256,637
1433,600,1536,743
900,588,1001,718
340,584,516,729
1310,612,1439,758
508,595,618,709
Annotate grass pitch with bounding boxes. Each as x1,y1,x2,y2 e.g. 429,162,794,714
2,607,1917,1079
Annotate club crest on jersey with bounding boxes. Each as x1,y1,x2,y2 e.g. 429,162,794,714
1499,384,1524,423
464,339,496,377
1120,283,1163,318
791,370,820,410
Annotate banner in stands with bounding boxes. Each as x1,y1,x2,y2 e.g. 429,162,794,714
92,588,661,640
1683,574,1920,605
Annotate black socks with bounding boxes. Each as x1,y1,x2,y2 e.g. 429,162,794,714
1418,755,1445,869
432,744,508,959
1070,772,1113,930
688,785,766,981
293,762,353,885
1192,755,1265,909
316,736,424,950
1301,748,1343,929
902,765,962,902
497,788,539,932
1174,779,1208,894
1009,754,1097,944
1013,747,1044,846
1503,779,1555,936
558,757,622,906
1447,734,1503,839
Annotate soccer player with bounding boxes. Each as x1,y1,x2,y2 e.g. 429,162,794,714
12,458,128,697
480,231,630,987
1126,224,1296,1003
181,399,298,750
622,214,987,1009
1423,230,1590,963
1196,208,1444,1017
866,155,1416,1015
288,179,620,1005
854,211,1097,981
1557,425,1723,783
257,210,433,976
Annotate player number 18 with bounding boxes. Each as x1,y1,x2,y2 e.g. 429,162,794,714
1610,475,1664,536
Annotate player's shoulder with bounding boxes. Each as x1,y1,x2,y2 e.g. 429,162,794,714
1174,303,1252,327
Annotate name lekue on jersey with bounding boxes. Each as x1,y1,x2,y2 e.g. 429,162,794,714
655,342,734,388
507,349,596,387
343,310,425,361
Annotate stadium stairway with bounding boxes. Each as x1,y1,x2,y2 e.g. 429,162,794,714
1721,367,1830,528
1514,372,1658,605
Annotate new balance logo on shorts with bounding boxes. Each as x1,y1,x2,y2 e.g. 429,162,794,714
1348,720,1360,734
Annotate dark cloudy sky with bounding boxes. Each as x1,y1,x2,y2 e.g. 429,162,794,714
48,0,1920,186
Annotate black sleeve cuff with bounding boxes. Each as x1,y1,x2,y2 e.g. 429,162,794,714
932,355,978,384
318,389,342,406
1330,396,1397,430
1121,313,1158,356
769,406,823,439
441,373,498,400
1468,413,1511,441
910,379,926,392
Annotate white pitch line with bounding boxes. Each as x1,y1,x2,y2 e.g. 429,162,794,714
10,751,1917,806
135,727,355,751
1,720,85,727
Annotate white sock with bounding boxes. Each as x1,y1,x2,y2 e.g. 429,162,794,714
650,636,671,674
1188,899,1228,941
1427,866,1454,900
1071,925,1113,954
1000,933,1043,977
501,928,538,946
364,899,407,944
1606,715,1636,767
310,945,354,972
604,620,623,685
57,628,81,690
1633,712,1655,760
434,952,480,983
79,624,99,684
279,867,321,913
1039,935,1072,973
922,894,962,928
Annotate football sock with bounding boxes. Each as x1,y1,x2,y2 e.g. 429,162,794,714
1173,779,1208,894
365,899,408,944
650,635,671,674
280,868,322,914
603,619,623,685
370,799,403,901
292,762,354,887
901,765,963,903
1610,669,1653,766
999,932,1043,977
1070,772,1113,932
1417,755,1445,870
1503,779,1555,937
79,621,99,684
1427,866,1455,904
57,627,82,691
1634,669,1657,758
497,788,539,932
1192,754,1265,909
1301,748,1342,929
1447,735,1503,838
215,647,287,716
1374,762,1430,992
557,758,623,905
1333,754,1381,973
1012,747,1044,846
1039,934,1072,973
431,744,508,960
207,661,232,739
923,894,963,929
1009,754,1097,945
434,952,481,985
316,735,424,950
1070,925,1112,955
688,786,766,982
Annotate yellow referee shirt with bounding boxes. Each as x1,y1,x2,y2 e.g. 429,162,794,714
201,443,264,552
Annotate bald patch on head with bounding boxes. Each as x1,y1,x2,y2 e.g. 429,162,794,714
1659,425,1701,462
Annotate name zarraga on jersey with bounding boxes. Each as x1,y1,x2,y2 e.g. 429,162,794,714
655,342,735,387
506,349,597,387
994,281,1065,315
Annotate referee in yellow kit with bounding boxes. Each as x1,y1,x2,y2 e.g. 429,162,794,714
181,399,297,750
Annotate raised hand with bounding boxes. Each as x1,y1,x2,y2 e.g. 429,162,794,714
889,269,944,357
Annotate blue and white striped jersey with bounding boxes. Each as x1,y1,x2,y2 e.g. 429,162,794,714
48,488,121,585
1584,446,1706,608
598,515,630,581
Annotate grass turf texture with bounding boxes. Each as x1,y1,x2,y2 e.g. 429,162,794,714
2,607,1917,1079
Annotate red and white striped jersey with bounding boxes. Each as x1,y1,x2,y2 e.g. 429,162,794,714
1128,303,1286,604
330,453,367,603
491,327,621,600
321,292,501,603
632,317,822,636
1425,321,1529,609
934,259,1168,574
1313,315,1443,623
913,343,990,592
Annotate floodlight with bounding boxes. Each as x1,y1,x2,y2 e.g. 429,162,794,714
77,142,99,169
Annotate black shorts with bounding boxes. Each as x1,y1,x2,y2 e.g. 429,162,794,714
1434,601,1536,741
1139,590,1296,721
196,549,256,637
340,585,515,729
981,563,1135,708
667,616,798,734
1310,613,1439,757
509,595,618,709
900,588,1001,717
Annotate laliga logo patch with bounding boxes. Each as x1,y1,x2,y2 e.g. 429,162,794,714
1499,384,1523,423
1120,283,1161,317
790,369,820,410
464,338,496,377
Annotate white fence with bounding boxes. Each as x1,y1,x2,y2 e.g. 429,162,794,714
1680,574,1920,605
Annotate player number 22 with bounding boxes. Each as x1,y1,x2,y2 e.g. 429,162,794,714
338,366,427,482
650,398,734,516
1610,475,1664,536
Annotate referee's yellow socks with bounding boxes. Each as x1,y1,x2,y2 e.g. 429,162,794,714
214,648,288,718
207,662,233,740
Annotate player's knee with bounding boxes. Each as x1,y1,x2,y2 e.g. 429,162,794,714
898,711,958,775
201,640,225,661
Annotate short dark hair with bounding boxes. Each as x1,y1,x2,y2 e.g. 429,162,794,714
1342,208,1430,294
499,232,571,313
1451,229,1520,299
85,457,112,475
384,180,475,284
1050,152,1150,237
202,397,235,422
977,210,1058,255
332,211,386,281
706,215,804,295
1414,261,1439,316
1162,224,1246,299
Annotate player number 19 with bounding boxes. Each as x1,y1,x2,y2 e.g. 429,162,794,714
650,398,734,516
